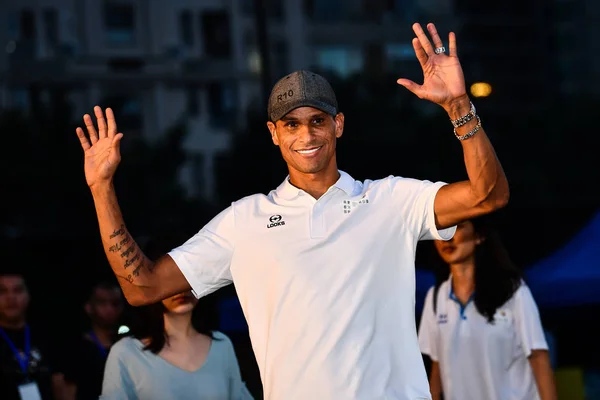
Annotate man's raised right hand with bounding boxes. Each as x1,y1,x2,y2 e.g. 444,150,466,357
76,106,124,189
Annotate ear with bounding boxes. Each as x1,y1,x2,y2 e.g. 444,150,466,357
85,303,93,316
334,113,345,139
266,121,279,146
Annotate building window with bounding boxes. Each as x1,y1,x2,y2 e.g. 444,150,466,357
107,57,144,72
382,0,415,22
179,10,193,47
200,11,231,58
103,2,136,46
192,153,206,196
308,0,359,21
207,82,236,128
8,10,19,38
186,87,200,116
102,94,142,136
10,88,30,110
240,0,254,15
240,0,283,19
19,9,36,40
265,0,284,19
42,9,59,48
312,0,342,21
270,40,288,80
314,46,363,79
385,43,414,69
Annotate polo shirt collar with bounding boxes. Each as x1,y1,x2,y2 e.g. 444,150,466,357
275,170,355,200
447,275,475,315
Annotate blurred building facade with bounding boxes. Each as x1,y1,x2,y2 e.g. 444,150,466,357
454,0,600,113
0,0,452,201
1,0,250,201
7,0,598,201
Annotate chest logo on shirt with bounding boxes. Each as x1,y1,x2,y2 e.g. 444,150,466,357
267,214,286,229
437,313,448,324
342,196,369,214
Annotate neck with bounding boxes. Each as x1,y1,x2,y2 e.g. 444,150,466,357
163,311,196,342
450,259,476,295
90,323,114,347
0,317,26,330
288,164,340,199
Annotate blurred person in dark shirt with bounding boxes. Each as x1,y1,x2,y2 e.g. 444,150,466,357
62,281,123,400
0,271,65,400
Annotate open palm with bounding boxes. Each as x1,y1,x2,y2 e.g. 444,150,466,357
397,23,467,110
75,106,124,188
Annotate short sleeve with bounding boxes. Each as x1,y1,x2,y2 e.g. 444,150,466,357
418,286,439,361
168,206,236,298
388,177,456,241
512,283,548,357
100,340,137,400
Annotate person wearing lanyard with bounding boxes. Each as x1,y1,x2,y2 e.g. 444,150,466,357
418,217,557,400
0,271,64,400
60,281,123,400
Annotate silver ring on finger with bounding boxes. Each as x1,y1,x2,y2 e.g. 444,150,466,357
434,46,446,55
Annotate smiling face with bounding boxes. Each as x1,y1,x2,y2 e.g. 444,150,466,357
267,107,344,179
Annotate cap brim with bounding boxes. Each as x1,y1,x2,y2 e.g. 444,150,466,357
270,99,337,122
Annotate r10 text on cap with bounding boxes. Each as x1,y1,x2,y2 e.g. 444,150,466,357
277,90,294,102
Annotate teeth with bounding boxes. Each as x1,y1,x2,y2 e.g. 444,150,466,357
297,147,320,154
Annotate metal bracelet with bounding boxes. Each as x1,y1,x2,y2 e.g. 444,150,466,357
451,101,476,128
454,115,481,141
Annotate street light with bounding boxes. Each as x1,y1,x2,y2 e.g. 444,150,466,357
470,82,492,98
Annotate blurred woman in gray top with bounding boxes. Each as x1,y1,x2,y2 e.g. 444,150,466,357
100,290,252,400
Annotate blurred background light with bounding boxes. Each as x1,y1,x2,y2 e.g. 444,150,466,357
470,82,492,97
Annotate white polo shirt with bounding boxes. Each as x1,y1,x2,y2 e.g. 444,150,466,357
418,278,548,400
169,171,455,400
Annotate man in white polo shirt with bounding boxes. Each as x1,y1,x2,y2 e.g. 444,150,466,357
75,23,509,399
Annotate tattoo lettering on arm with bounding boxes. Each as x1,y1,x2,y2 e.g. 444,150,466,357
120,244,135,258
132,260,145,277
108,243,122,253
109,225,125,239
108,227,158,285
124,252,141,268
110,235,132,253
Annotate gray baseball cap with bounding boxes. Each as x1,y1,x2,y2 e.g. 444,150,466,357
267,70,338,122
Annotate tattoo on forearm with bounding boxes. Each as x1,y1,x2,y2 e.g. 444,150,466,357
124,252,141,268
109,225,125,239
107,228,157,284
120,244,135,258
110,235,132,253
132,260,144,277
108,243,121,253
